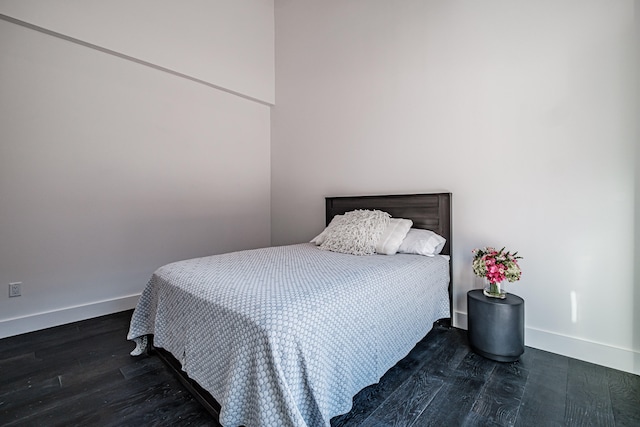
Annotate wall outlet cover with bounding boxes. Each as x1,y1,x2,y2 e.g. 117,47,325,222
9,282,21,297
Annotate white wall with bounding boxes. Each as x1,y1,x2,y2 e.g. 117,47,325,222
0,0,274,104
634,0,640,377
272,0,639,374
0,1,274,337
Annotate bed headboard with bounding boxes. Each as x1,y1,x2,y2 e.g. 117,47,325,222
325,193,452,256
325,192,453,324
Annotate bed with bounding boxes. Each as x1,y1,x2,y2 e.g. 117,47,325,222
127,193,452,427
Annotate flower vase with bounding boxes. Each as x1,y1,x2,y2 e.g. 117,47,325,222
483,279,506,299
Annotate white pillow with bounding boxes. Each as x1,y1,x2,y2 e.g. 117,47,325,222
397,228,446,257
310,215,343,245
375,218,413,255
320,209,390,255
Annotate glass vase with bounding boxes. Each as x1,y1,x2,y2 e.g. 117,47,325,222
483,279,506,299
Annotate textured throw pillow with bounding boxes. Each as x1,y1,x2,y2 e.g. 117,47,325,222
397,228,446,257
310,215,343,245
320,209,391,255
375,218,413,255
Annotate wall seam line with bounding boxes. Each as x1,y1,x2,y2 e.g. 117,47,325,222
0,13,274,107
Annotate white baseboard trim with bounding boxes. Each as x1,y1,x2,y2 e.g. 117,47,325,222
4,302,639,375
525,327,640,376
0,294,140,339
452,311,639,375
453,310,468,330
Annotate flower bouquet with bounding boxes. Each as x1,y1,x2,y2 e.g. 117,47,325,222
472,246,522,298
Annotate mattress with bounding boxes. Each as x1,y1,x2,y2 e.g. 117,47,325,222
127,243,449,427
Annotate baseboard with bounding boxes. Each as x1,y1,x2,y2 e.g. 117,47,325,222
453,311,639,375
525,327,640,376
0,294,140,339
4,301,638,375
453,310,468,330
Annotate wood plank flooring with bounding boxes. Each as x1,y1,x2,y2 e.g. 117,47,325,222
1,310,638,426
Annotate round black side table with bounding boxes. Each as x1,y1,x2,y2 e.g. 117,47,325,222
467,289,524,362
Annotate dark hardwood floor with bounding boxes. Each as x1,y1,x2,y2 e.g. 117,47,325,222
1,310,638,426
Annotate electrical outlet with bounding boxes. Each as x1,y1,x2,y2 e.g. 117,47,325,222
9,282,21,297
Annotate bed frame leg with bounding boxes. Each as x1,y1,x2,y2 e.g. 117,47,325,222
434,317,452,329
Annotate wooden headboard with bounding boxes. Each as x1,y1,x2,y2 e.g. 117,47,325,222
325,193,452,256
325,192,453,323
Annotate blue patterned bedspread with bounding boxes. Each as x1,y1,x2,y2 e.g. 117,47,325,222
128,243,449,427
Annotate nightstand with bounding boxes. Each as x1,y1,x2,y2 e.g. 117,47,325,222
467,289,524,362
